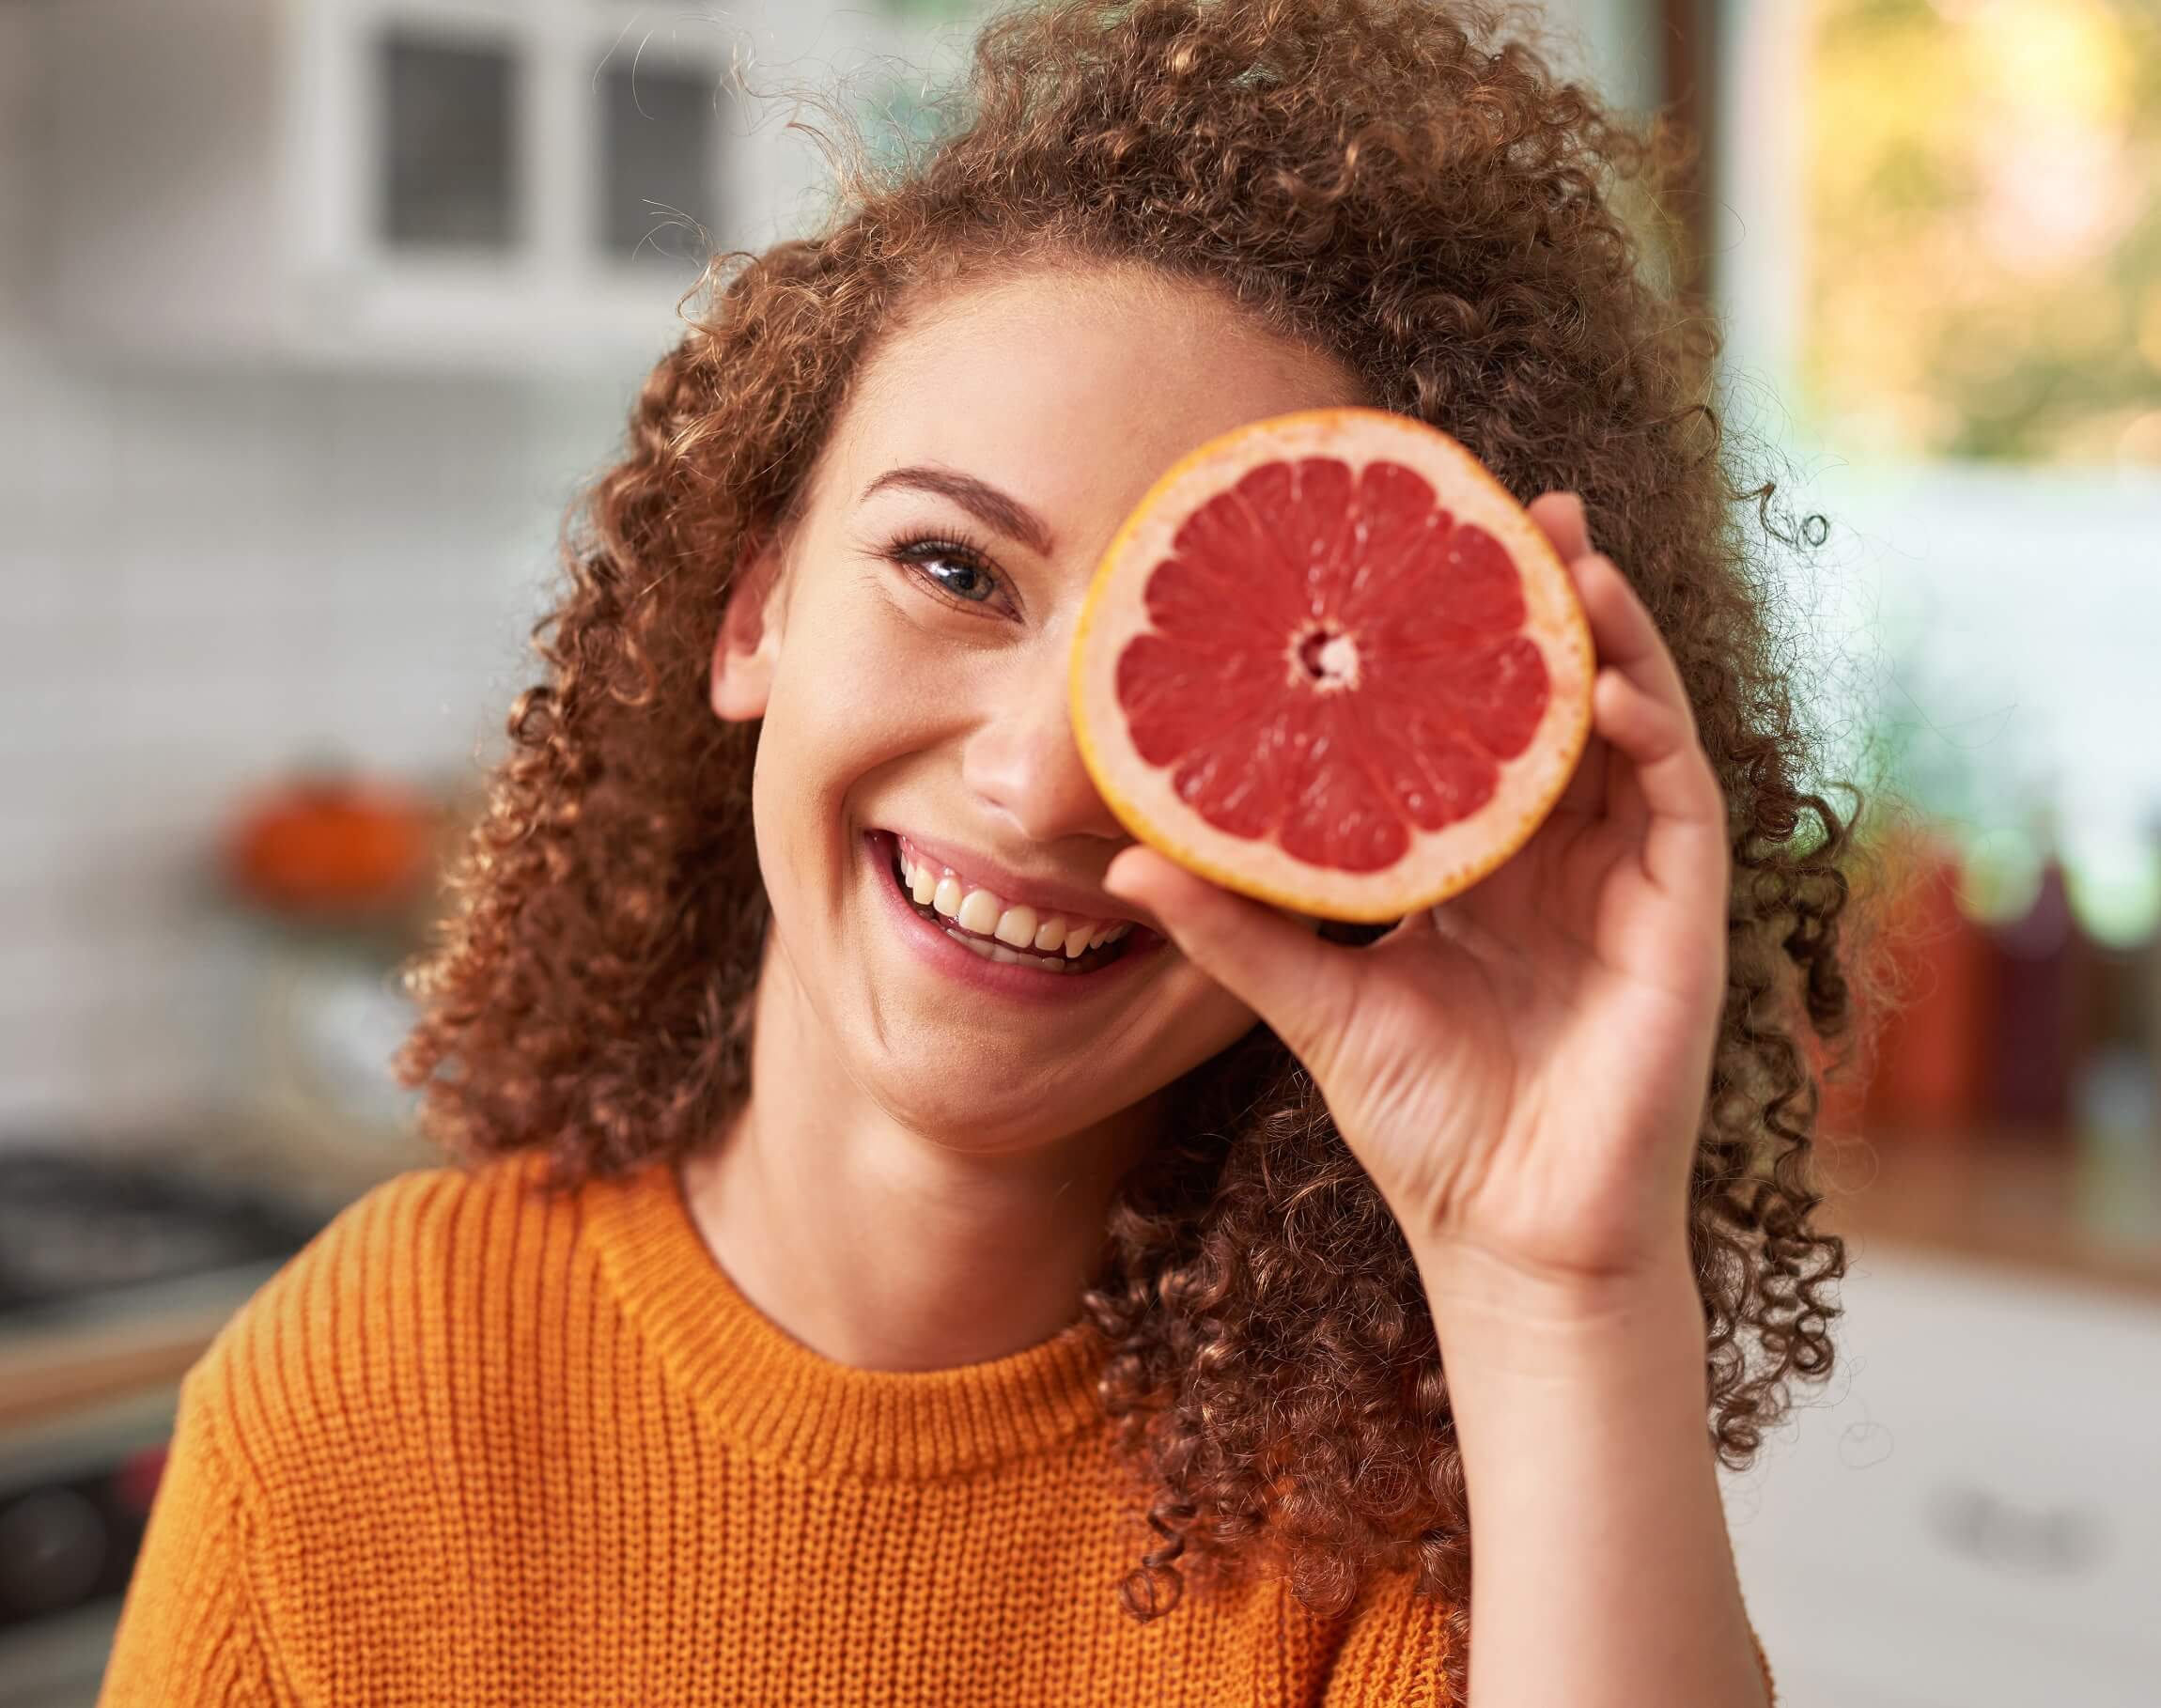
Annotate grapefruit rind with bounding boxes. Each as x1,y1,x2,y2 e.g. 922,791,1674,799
1069,406,1595,924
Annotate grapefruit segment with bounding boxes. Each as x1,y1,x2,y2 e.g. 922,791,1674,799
1071,406,1595,924
1141,554,1288,652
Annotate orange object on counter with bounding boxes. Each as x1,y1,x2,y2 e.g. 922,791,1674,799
222,769,438,917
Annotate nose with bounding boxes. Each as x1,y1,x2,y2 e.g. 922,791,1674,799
960,646,1129,846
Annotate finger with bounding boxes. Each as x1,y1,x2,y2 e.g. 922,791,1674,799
1569,551,1725,893
1101,845,1359,1070
1574,551,1690,728
1527,490,1591,565
1531,495,1607,820
1592,656,1727,897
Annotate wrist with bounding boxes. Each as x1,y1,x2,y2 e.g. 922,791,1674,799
1417,1238,1705,1374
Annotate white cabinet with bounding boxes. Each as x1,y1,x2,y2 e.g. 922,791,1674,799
25,0,956,374
1721,1249,2161,1708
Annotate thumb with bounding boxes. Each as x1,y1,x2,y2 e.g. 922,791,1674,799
1102,845,1355,1067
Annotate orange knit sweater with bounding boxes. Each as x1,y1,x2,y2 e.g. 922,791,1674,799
97,1149,1777,1705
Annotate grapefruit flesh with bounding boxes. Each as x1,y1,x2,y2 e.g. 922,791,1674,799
1070,407,1594,924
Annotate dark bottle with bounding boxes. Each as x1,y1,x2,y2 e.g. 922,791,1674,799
1984,854,2091,1133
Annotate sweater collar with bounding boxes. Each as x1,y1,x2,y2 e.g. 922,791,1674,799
578,1152,1112,1481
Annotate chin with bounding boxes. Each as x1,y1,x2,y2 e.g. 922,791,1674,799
854,1053,1123,1154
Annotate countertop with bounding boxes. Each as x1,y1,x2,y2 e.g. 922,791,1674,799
1816,1122,2161,1305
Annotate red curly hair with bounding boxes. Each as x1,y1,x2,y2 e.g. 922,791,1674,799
394,3,1879,1696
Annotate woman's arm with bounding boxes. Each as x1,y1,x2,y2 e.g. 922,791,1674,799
1421,1242,1770,1707
98,1360,286,1706
1106,491,1779,1707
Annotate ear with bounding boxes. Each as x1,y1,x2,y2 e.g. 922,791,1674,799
710,530,786,722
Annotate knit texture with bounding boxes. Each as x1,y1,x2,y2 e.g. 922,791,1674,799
97,1149,1776,1706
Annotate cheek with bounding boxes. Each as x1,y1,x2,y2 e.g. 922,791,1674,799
757,582,971,835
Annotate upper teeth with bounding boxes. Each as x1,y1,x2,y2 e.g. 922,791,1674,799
896,834,1133,959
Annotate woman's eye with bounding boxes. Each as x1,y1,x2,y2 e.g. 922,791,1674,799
890,536,1007,610
926,557,993,601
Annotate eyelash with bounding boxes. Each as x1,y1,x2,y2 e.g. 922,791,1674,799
882,526,1017,616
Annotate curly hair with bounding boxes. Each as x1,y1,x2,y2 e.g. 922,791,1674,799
394,1,1881,1695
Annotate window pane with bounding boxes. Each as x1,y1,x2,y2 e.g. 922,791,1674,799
380,35,520,252
599,62,721,264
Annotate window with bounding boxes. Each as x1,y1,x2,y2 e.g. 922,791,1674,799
1799,0,2156,466
1716,0,2161,939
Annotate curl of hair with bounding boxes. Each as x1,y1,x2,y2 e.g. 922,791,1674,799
395,3,1887,1696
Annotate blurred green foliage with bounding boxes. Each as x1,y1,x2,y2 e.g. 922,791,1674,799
1806,0,2161,464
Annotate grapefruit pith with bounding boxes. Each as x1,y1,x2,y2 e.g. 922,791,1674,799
1070,407,1594,924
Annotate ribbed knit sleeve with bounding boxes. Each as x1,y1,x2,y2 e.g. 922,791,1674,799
1318,1568,1456,1706
97,1356,287,1706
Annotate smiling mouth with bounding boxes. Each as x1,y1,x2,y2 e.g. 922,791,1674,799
881,837,1138,975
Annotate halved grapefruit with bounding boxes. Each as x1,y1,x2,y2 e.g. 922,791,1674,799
1070,407,1594,924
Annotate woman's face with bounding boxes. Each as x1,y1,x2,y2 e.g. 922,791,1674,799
713,264,1365,1152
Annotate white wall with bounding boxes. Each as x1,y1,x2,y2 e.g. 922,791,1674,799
0,6,636,1138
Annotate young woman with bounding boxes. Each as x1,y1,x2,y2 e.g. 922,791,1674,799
100,2,1859,1702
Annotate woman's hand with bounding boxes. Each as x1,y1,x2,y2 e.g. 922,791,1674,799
1100,491,1730,1299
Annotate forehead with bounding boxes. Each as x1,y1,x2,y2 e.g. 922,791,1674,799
828,267,1365,549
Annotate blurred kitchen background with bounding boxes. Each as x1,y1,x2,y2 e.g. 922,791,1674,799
2,1,2157,1704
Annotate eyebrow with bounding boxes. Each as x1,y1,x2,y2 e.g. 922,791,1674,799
858,465,1056,557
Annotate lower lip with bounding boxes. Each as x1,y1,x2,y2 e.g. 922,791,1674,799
861,829,1164,1002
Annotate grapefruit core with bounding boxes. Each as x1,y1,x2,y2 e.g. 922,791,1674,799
1069,406,1594,924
